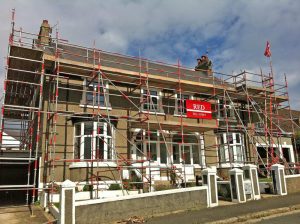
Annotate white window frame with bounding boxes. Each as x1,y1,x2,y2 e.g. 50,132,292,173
255,142,295,164
281,144,295,163
73,121,115,161
80,80,111,109
218,99,235,119
141,89,164,114
131,130,169,164
175,93,193,116
131,130,205,168
171,133,205,167
218,133,245,168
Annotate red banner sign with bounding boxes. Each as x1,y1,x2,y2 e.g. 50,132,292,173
186,100,212,119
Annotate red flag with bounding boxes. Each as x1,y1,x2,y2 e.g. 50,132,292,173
264,41,271,57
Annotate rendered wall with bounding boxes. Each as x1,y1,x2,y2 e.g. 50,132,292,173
286,175,300,194
75,187,208,224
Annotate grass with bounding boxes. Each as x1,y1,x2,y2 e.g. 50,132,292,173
53,202,60,209
259,177,272,182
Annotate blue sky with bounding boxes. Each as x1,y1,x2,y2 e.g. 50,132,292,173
0,0,300,109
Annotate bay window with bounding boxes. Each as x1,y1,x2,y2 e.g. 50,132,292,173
218,133,245,166
74,121,114,160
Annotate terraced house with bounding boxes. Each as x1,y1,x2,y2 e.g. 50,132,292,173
0,19,299,204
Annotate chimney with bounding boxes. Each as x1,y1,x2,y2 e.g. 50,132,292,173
38,20,51,45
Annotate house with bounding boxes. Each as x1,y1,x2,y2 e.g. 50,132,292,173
0,20,298,204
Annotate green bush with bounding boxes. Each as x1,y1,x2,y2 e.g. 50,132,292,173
259,177,272,183
83,184,93,191
218,184,231,199
131,175,143,189
154,184,176,191
181,182,196,188
108,183,122,190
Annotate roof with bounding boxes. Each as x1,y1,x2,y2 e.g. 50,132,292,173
43,42,222,86
278,109,300,133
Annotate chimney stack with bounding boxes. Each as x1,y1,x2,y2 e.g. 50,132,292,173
38,20,51,45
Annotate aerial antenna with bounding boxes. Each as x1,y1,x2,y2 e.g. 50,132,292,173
206,47,210,56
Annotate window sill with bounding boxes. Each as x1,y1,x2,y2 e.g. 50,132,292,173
139,111,165,115
218,117,237,122
69,161,117,168
79,104,112,110
173,114,187,117
218,162,244,168
131,163,202,168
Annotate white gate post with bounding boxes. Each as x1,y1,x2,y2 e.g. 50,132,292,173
202,167,218,207
229,168,246,203
271,164,287,195
243,164,261,200
59,180,76,224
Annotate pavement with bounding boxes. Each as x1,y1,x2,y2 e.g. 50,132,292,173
1,193,300,224
146,193,300,224
0,205,55,224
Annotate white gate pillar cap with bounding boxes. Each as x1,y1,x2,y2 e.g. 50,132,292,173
202,167,216,174
229,168,243,174
243,164,257,169
271,164,284,169
61,179,76,188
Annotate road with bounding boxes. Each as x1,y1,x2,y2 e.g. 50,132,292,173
146,193,300,224
257,211,300,224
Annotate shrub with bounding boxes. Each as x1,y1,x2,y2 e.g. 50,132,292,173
154,184,176,191
108,183,122,190
181,182,196,188
83,184,93,191
218,183,231,199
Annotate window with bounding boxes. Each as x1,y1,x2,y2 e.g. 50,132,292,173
74,121,114,160
257,146,280,162
132,130,205,166
141,89,162,112
254,122,265,132
84,80,110,108
176,94,190,115
132,130,168,164
257,147,267,159
282,147,295,163
159,135,168,164
134,132,144,160
172,134,204,166
218,133,245,166
282,148,291,162
218,100,235,119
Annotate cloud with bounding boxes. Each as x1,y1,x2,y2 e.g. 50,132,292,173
0,0,299,109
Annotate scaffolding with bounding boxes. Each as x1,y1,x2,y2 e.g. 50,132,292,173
0,12,300,206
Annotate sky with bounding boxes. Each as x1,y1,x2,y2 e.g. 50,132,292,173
0,0,299,109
